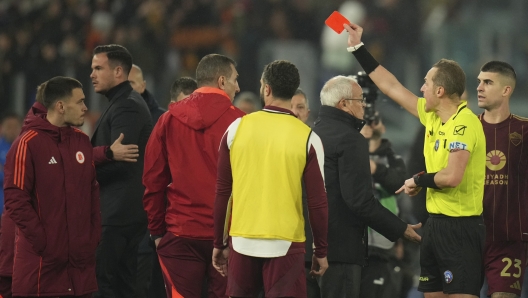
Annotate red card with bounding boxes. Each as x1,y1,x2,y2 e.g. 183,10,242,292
325,11,350,34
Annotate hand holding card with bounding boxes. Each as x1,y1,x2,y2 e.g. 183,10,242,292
325,11,351,34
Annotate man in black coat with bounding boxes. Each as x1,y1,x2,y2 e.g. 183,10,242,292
310,75,421,298
90,44,152,298
128,63,167,298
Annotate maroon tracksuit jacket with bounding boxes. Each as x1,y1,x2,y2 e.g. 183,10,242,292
3,114,101,296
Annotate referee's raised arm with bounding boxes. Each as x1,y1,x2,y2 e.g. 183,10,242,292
344,23,419,118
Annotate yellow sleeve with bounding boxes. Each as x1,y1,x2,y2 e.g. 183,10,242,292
417,97,427,126
446,113,479,153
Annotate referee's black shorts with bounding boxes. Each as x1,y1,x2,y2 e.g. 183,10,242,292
418,214,485,296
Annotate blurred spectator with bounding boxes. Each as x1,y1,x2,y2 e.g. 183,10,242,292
233,91,261,114
0,32,14,111
291,88,310,124
0,112,22,216
129,64,165,123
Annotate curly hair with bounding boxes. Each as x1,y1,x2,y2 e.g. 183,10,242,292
262,60,300,100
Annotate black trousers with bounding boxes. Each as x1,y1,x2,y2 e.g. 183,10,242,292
359,256,402,298
317,262,362,298
94,223,146,298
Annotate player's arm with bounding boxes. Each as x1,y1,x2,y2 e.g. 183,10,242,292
303,132,329,277
213,119,241,250
344,23,419,118
143,120,171,238
212,123,238,277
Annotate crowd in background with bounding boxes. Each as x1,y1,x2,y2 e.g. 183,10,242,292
2,0,528,155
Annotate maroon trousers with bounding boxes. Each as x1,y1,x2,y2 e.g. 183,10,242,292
156,233,227,298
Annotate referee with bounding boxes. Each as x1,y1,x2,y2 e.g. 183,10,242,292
345,22,486,298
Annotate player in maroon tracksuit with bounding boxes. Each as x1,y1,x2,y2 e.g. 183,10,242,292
3,77,100,297
477,61,528,298
0,80,138,298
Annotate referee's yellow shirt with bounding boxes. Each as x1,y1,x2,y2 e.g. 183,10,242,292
417,98,486,216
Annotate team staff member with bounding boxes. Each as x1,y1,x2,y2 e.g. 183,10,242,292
4,77,100,297
477,61,528,298
345,22,486,298
143,54,244,298
90,44,153,298
213,60,328,298
312,76,421,298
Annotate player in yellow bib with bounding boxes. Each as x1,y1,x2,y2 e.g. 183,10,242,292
345,22,486,298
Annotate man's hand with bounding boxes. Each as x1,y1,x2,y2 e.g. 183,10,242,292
344,23,363,47
212,247,229,277
396,177,422,196
110,133,139,162
403,223,422,243
154,238,161,248
310,255,329,278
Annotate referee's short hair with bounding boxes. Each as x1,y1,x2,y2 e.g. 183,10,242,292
432,59,466,98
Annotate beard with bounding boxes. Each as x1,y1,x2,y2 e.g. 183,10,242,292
260,90,265,108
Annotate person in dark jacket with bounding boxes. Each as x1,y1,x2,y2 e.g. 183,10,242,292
4,76,100,297
128,63,167,298
311,75,421,298
143,54,244,298
359,117,408,298
90,44,153,298
129,64,166,123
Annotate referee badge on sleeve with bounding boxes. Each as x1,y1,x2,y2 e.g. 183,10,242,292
444,270,453,284
454,125,466,135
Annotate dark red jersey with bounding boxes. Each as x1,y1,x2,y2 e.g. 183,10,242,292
480,114,528,241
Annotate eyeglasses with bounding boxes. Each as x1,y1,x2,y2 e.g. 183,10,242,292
344,96,366,105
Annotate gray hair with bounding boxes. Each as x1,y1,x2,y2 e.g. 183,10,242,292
320,75,357,107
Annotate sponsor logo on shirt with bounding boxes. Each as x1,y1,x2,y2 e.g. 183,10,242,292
486,150,506,171
453,125,466,135
434,139,440,151
448,141,467,151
